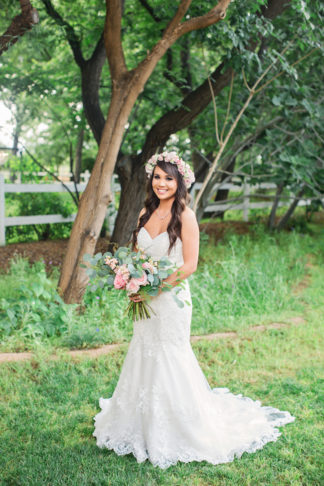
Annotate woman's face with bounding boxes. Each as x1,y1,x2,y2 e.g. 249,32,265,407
152,165,178,201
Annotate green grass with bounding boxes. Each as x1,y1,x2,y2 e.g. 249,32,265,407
1,224,323,352
191,227,323,335
0,259,323,485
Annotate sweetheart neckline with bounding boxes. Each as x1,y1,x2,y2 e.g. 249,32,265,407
141,227,168,241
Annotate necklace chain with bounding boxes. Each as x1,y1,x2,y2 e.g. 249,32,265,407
156,208,170,220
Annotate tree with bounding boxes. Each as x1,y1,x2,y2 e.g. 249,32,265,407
111,0,292,245
39,0,106,145
58,0,232,303
0,0,39,56
186,1,323,223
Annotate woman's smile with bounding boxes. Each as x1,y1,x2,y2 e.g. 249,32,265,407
152,166,177,199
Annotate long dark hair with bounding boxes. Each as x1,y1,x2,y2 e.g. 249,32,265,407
132,160,189,252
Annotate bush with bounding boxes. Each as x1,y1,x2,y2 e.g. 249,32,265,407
6,192,76,243
0,257,75,338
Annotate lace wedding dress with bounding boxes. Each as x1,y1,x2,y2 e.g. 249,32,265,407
93,227,295,469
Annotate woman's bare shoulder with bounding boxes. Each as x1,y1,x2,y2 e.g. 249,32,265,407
181,206,198,224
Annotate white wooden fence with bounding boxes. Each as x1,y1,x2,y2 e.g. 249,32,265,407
0,173,119,246
0,173,314,246
190,181,313,219
0,169,92,184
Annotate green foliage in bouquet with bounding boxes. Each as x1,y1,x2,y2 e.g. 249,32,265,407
81,247,180,320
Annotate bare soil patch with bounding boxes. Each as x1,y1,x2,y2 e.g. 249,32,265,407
199,221,253,240
0,237,111,273
0,222,254,273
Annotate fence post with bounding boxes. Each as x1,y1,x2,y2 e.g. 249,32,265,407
82,170,90,184
106,175,119,235
243,180,250,222
0,174,6,246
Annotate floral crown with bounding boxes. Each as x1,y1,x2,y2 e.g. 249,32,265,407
145,151,195,189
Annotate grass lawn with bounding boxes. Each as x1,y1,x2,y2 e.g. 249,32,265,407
0,229,323,485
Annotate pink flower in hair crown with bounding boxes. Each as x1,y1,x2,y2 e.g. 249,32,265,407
145,151,195,189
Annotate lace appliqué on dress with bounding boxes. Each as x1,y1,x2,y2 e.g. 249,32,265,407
93,229,295,469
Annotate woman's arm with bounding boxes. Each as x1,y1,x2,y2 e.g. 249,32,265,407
163,207,199,288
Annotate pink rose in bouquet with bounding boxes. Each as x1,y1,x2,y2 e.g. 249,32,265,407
83,245,178,320
126,272,148,295
126,278,140,294
114,273,128,289
134,272,148,286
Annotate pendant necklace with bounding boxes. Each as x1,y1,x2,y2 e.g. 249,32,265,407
156,208,170,220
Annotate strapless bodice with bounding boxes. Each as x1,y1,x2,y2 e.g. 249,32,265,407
137,227,184,266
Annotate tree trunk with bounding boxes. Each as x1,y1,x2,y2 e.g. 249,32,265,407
110,66,233,246
57,78,135,302
81,50,106,145
111,155,147,245
194,153,239,222
275,185,305,231
267,182,284,230
213,156,236,219
74,122,84,184
58,0,232,303
111,1,291,245
41,0,106,146
13,131,19,156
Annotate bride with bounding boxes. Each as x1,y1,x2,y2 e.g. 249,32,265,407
93,151,295,469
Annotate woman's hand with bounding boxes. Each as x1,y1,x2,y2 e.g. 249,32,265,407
129,293,149,303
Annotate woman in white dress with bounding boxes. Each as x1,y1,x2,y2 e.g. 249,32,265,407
93,152,295,469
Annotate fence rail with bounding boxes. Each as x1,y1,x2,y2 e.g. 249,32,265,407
190,181,313,220
0,174,118,246
0,169,91,184
0,173,315,246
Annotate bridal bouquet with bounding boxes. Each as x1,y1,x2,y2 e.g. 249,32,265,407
82,246,183,320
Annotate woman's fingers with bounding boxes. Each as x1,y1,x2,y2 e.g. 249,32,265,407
129,293,150,302
129,294,142,302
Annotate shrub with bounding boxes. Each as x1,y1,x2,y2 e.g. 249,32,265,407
0,258,75,338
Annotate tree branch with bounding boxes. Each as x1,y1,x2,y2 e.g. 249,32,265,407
220,69,234,142
105,0,128,79
0,0,39,56
40,0,85,67
164,39,192,95
208,76,220,144
139,63,233,162
21,144,79,207
193,40,313,213
173,0,231,40
164,49,185,91
163,0,192,36
138,0,161,22
261,0,292,20
89,32,105,64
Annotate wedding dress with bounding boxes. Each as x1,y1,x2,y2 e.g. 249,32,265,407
93,227,295,469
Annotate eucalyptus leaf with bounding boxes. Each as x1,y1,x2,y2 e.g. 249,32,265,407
172,294,184,308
